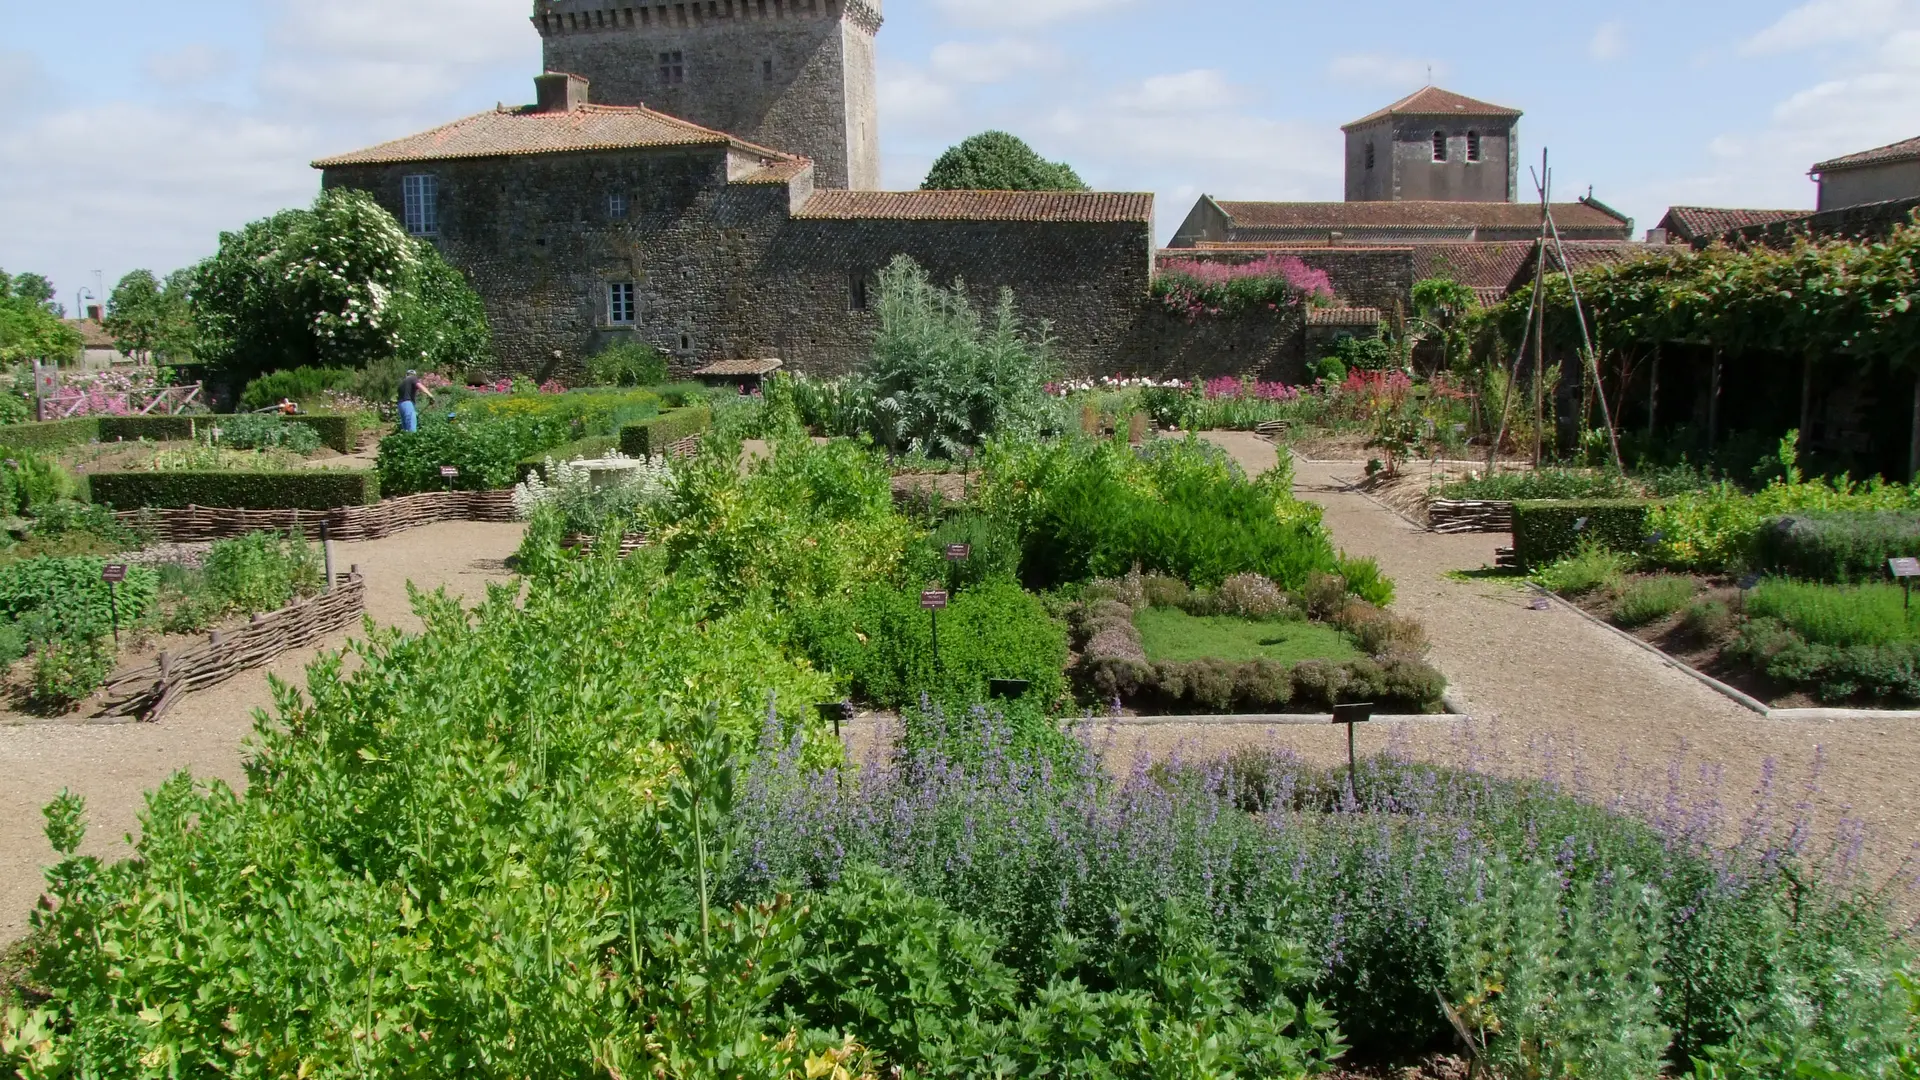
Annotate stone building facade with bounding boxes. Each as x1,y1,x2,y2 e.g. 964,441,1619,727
533,0,881,190
316,81,1154,379
1812,136,1920,212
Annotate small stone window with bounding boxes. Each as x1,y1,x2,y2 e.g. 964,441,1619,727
679,331,693,352
608,191,629,220
608,282,636,326
763,57,775,82
1467,130,1482,163
402,174,439,237
848,271,870,312
1431,131,1447,162
1364,142,1375,170
659,51,685,86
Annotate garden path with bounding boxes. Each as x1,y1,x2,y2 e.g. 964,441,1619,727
1114,432,1920,896
0,521,525,944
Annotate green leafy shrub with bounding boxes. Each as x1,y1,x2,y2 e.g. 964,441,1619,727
1727,620,1920,704
1439,469,1636,502
1745,580,1914,649
855,256,1055,458
87,470,379,510
238,366,358,410
1513,499,1656,570
1612,575,1697,628
823,579,1069,709
30,635,113,708
1681,597,1737,642
617,406,713,459
0,446,71,514
202,532,324,613
905,512,1022,593
211,413,324,454
518,435,621,477
1330,332,1397,372
378,417,566,494
1755,511,1920,583
1536,542,1634,597
0,556,158,642
287,412,370,454
0,621,25,666
585,341,670,387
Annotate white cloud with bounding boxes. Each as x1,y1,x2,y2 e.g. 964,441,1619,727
1112,69,1239,113
145,44,228,87
1326,53,1445,88
878,67,960,129
1743,0,1912,54
931,0,1142,30
928,39,1062,84
1589,22,1628,62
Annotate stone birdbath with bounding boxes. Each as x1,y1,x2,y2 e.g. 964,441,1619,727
572,458,645,490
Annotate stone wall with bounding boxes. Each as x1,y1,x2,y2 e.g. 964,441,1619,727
323,146,1154,380
1344,117,1517,203
535,0,879,189
1111,306,1307,384
1156,246,1415,313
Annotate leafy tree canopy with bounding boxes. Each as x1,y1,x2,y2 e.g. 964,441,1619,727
921,131,1089,192
105,268,197,363
191,188,491,384
0,269,82,365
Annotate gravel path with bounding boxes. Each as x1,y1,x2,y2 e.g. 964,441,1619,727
0,521,524,943
1097,432,1920,896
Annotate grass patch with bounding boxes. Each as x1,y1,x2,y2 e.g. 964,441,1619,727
1446,567,1529,586
1611,575,1698,628
1134,607,1361,664
1535,543,1633,597
1746,580,1919,648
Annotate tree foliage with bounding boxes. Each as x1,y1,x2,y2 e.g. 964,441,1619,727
104,268,196,363
0,270,81,365
191,188,491,384
922,131,1089,192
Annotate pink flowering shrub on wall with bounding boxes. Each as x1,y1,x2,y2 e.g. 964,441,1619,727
1151,255,1336,319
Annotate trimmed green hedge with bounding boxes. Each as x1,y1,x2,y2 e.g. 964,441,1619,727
96,416,202,442
518,435,622,478
1756,512,1920,583
617,406,711,459
86,471,380,511
1513,499,1657,569
287,413,372,454
0,418,101,450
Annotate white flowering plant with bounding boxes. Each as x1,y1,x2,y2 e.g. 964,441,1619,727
512,452,675,536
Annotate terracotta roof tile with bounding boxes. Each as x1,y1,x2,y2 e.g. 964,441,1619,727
694,358,784,377
1411,242,1537,288
1215,200,1627,231
1506,241,1659,292
1657,206,1806,243
733,159,812,185
795,190,1152,223
1306,307,1383,327
1813,135,1920,173
1343,87,1523,130
314,104,792,167
65,320,117,349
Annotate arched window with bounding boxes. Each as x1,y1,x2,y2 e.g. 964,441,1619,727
1467,130,1482,162
1432,131,1447,162
1365,142,1376,170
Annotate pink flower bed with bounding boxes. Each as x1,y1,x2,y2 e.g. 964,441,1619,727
1201,377,1300,402
1156,255,1336,303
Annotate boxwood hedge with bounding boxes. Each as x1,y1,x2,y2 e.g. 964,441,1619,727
617,406,712,459
1755,511,1920,583
86,470,380,511
1513,499,1657,569
0,418,101,450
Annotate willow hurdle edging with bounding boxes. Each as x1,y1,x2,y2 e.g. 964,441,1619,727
115,490,519,544
1427,499,1515,534
95,571,368,723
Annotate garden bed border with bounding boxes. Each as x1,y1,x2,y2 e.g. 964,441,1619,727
92,570,368,723
114,490,518,543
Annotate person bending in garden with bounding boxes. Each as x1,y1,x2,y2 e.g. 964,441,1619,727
397,370,435,433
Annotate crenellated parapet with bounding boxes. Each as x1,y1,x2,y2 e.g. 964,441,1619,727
532,0,880,38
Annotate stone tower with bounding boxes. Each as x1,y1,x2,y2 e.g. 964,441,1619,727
532,0,882,190
1342,87,1522,203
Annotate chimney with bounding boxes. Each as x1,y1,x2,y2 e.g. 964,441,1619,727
534,72,590,113
1645,227,1670,245
86,305,103,323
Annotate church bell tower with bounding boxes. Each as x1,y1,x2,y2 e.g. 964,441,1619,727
533,0,882,190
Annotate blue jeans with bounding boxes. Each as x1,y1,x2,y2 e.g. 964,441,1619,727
399,400,418,432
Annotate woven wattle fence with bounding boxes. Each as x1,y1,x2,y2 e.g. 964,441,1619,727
95,572,368,722
115,490,520,544
1426,499,1515,534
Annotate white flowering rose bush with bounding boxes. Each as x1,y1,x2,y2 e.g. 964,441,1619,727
512,452,676,535
192,189,490,383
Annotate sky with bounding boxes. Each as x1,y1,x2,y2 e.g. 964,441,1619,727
2,0,1917,314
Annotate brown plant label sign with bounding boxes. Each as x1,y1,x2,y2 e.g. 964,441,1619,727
920,590,950,610
101,564,128,584
945,544,971,561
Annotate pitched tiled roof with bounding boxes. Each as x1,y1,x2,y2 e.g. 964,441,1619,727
314,104,792,167
65,320,117,349
1813,135,1920,173
1216,200,1627,230
795,190,1152,223
1411,242,1536,288
1343,87,1523,130
1506,241,1658,293
1657,206,1805,243
695,358,784,377
1306,307,1383,327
